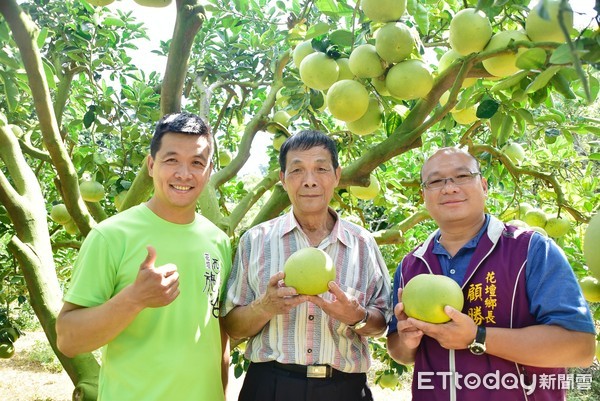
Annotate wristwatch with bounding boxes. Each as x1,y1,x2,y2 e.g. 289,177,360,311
468,325,486,355
349,310,369,331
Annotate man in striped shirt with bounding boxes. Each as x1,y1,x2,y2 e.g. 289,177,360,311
222,130,392,401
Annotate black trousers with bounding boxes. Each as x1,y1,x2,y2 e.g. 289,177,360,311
238,361,374,401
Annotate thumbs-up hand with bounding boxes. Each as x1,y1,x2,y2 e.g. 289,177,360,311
131,246,180,308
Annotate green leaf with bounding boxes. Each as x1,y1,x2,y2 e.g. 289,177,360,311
525,65,561,93
549,44,572,64
0,72,18,112
329,29,354,47
36,27,49,49
476,99,500,119
83,109,95,129
306,22,330,39
489,111,504,144
103,16,126,28
589,153,600,161
412,4,430,34
0,49,20,70
309,90,324,110
384,112,402,137
497,114,514,146
550,71,576,99
584,125,600,137
42,57,56,89
515,108,534,125
490,70,529,92
515,48,547,70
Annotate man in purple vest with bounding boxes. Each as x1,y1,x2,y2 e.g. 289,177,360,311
386,147,596,401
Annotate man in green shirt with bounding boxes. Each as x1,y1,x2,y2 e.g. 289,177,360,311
56,112,232,401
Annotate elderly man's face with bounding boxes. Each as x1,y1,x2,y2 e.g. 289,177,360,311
280,146,341,217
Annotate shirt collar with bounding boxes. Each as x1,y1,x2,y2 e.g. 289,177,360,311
433,214,491,255
280,207,347,247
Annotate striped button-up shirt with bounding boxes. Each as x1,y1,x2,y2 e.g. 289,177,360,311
222,208,392,373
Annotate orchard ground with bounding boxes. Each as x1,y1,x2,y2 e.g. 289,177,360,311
0,331,410,400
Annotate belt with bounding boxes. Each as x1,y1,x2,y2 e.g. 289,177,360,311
263,361,359,379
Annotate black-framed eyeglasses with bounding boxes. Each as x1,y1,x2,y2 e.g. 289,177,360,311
421,172,481,190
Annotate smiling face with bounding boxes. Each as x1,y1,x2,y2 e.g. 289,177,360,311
147,132,213,223
280,146,341,219
421,148,488,229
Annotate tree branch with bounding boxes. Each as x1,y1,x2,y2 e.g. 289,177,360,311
161,0,206,114
373,209,431,245
228,170,281,232
250,183,290,227
0,0,95,236
469,143,588,223
211,51,289,188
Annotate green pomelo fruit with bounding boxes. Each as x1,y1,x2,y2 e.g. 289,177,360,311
584,212,600,278
451,105,478,125
80,180,105,202
273,110,291,128
403,274,464,324
437,49,477,87
579,276,600,303
335,58,355,81
544,217,571,238
346,99,382,136
523,208,548,228
114,190,128,212
88,0,115,5
507,219,529,228
133,0,172,7
0,327,20,343
379,373,399,389
284,247,335,295
502,142,526,164
375,22,414,63
219,150,232,167
293,40,315,69
50,203,71,225
449,8,493,56
349,174,380,200
518,202,534,218
361,0,406,23
299,52,339,90
348,44,385,79
526,0,573,43
482,30,530,78
386,60,433,100
273,134,287,151
0,342,15,359
326,80,370,122
371,76,390,96
529,226,548,237
64,220,79,235
439,91,451,107
8,124,24,138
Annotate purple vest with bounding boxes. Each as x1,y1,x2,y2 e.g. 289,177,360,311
402,217,566,401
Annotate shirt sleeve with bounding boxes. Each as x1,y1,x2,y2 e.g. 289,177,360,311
364,236,393,323
63,228,118,307
526,232,595,333
220,231,254,316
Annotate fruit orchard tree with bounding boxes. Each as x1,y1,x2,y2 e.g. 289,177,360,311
0,0,599,398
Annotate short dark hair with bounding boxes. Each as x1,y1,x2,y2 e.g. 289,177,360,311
420,147,481,182
278,130,339,172
150,112,211,158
